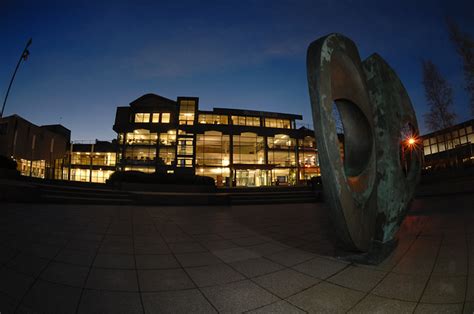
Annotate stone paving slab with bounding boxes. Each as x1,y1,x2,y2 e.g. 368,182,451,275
0,194,473,313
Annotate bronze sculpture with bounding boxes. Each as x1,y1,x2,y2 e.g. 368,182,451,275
307,34,421,258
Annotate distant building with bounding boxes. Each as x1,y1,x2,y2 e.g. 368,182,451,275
421,118,474,170
0,114,70,178
113,93,324,187
57,140,117,183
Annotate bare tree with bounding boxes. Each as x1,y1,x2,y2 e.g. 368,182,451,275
422,60,456,131
447,18,474,116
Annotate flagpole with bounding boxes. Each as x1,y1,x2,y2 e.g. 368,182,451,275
1,38,32,118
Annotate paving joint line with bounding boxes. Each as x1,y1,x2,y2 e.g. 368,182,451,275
12,214,94,314
74,216,114,314
173,215,327,313
131,207,146,314
462,218,470,313
146,207,220,314
344,229,423,313
412,232,445,313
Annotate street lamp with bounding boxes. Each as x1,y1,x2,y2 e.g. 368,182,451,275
407,137,416,146
1,38,32,118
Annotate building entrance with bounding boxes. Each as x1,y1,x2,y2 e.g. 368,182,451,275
235,169,270,187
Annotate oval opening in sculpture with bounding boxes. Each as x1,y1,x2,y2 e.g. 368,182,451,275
333,99,373,178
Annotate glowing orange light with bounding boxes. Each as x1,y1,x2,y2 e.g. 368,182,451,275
407,137,416,145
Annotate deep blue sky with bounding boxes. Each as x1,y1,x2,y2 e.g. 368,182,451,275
1,0,473,140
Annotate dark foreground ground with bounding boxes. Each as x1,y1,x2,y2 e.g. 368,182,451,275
0,194,473,313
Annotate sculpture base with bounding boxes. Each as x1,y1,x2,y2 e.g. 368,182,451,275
337,238,398,265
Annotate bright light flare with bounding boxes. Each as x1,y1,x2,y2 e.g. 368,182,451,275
403,135,421,151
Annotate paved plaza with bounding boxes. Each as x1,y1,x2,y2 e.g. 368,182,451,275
0,194,473,313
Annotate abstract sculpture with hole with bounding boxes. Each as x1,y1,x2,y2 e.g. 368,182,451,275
307,33,421,259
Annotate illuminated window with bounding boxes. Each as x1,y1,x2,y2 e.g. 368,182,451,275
233,132,265,164
267,134,295,149
196,131,230,166
438,142,446,152
91,153,116,166
124,166,155,173
423,146,431,156
267,134,296,166
124,146,156,161
179,100,195,125
177,138,194,155
126,129,157,145
299,151,318,167
118,133,125,144
70,168,90,182
158,147,176,165
135,113,150,123
161,112,171,123
159,130,176,146
199,114,228,125
452,137,460,147
299,136,315,148
71,152,91,165
299,166,320,181
195,167,230,186
468,133,474,143
231,116,260,126
91,170,114,183
264,118,291,129
177,157,193,167
152,113,160,123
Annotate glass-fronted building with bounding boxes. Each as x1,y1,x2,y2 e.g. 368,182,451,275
55,140,117,183
422,119,474,170
113,93,323,187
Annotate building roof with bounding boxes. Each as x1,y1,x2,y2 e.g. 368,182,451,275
211,107,302,120
1,114,71,139
71,140,116,152
129,93,177,110
421,118,474,138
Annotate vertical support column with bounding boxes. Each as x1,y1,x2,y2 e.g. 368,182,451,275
122,133,127,171
229,133,234,187
30,134,35,177
295,139,300,185
155,134,159,173
68,142,72,180
264,135,270,186
90,143,94,182
264,136,269,165
192,133,197,169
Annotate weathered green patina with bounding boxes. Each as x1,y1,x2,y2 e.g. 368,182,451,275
363,54,421,244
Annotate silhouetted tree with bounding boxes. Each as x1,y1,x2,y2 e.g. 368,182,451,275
422,60,456,131
447,18,474,116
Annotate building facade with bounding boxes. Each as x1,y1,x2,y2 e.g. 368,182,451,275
113,94,322,187
422,119,474,170
56,140,117,183
0,114,70,178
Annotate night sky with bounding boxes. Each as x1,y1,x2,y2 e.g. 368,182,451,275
1,0,473,141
